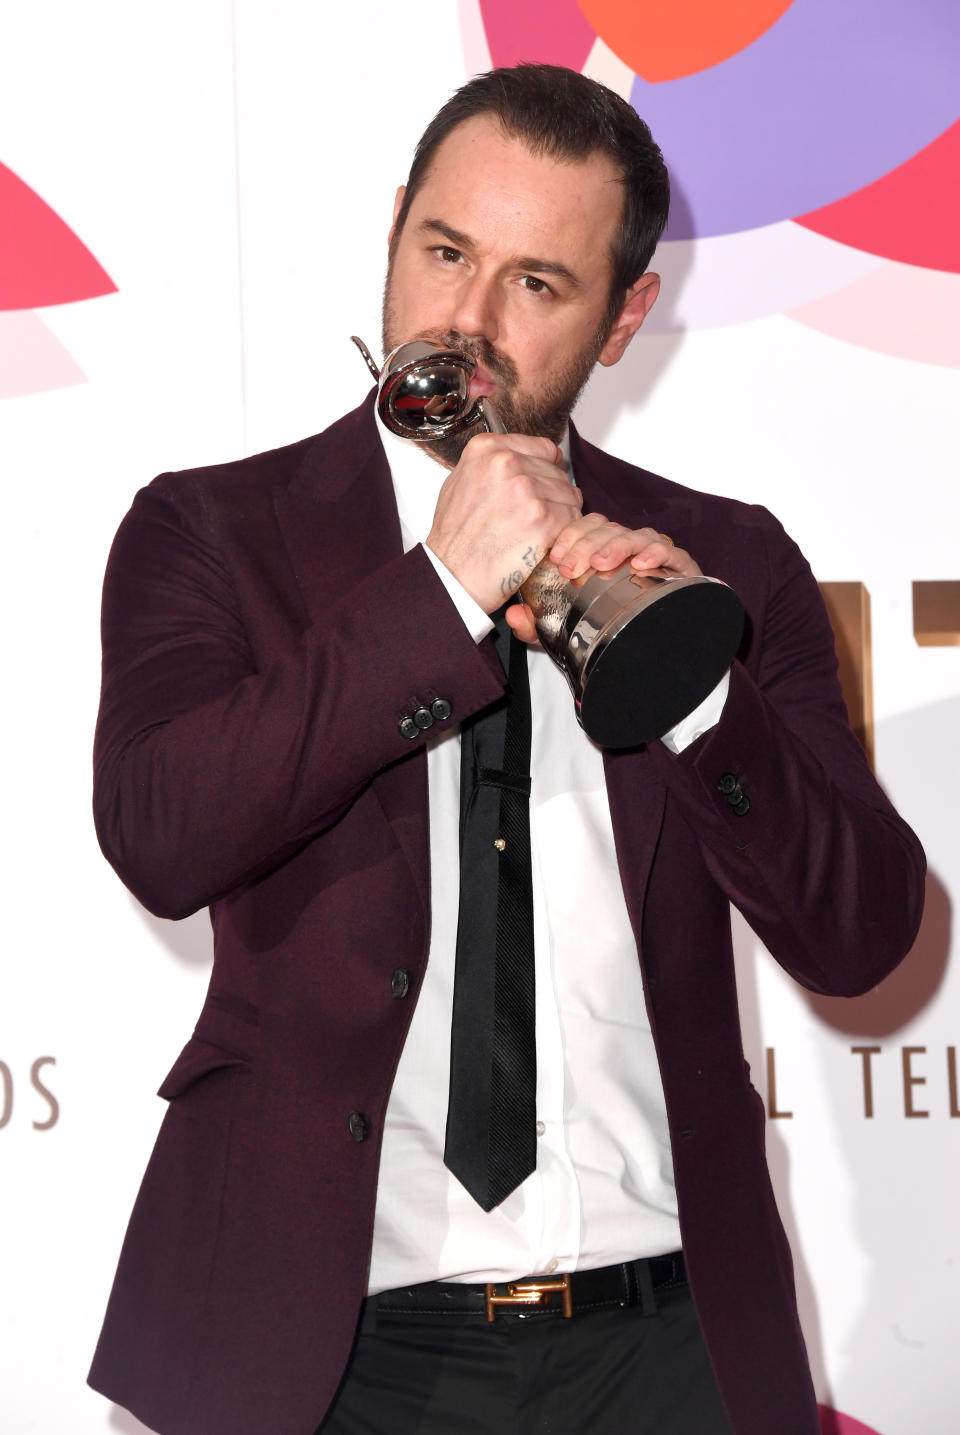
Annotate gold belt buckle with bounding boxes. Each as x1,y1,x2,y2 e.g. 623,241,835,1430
484,1272,573,1322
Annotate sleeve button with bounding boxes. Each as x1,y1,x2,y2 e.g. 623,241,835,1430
430,697,453,721
732,795,751,816
717,773,738,795
348,1111,369,1142
413,705,435,730
398,715,419,740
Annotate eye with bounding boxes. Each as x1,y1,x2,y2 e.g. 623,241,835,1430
433,245,463,265
520,275,552,296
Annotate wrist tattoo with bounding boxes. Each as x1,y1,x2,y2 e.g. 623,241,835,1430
499,569,524,597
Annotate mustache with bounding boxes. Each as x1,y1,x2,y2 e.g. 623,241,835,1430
419,331,518,389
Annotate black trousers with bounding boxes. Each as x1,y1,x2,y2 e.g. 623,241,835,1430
318,1277,734,1434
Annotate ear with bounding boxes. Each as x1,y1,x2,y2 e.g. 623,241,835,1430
388,185,406,247
597,272,660,367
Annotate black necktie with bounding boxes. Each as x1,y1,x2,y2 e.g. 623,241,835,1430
443,613,537,1211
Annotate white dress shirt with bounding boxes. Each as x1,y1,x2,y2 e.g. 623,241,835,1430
367,420,726,1293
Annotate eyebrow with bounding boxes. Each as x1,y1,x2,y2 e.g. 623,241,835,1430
417,218,582,290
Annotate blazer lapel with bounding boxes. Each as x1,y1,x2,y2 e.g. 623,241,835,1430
570,423,674,945
272,391,404,621
570,422,701,543
272,392,431,920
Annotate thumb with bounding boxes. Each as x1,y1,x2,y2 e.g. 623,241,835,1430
503,601,539,645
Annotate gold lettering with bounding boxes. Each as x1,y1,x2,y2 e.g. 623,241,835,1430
852,1045,881,1118
30,1056,59,1132
912,581,960,646
0,1061,11,1129
948,1047,959,1119
902,1046,929,1118
765,1047,793,1118
819,582,874,767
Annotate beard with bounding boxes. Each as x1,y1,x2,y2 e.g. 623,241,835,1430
381,264,608,466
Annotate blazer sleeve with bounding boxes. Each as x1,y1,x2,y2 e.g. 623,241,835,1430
93,475,505,920
645,505,925,997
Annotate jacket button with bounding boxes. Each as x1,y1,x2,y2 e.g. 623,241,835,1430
413,705,435,730
348,1111,369,1142
391,968,411,998
717,773,738,795
430,697,453,721
731,795,751,816
398,715,419,741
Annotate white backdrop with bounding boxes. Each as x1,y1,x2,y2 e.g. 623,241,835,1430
1,4,957,1434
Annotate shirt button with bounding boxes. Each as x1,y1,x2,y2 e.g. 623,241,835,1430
390,968,410,998
536,1120,546,1137
544,1258,559,1274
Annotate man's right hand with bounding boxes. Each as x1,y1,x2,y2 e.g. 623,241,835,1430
425,431,581,613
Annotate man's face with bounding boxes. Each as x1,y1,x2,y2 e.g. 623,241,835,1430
382,116,657,464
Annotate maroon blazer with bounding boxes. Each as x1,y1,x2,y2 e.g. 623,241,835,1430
89,394,924,1435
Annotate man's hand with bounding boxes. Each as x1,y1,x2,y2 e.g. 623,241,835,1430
504,516,701,644
425,432,582,613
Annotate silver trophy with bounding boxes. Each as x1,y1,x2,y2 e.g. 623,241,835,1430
353,336,744,749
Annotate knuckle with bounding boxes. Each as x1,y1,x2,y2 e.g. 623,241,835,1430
506,472,535,502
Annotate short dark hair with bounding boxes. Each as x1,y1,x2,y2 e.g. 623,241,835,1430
395,64,670,323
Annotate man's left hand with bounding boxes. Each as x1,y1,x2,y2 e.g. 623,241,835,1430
503,515,701,644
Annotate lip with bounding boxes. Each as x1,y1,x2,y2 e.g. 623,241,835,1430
468,365,496,399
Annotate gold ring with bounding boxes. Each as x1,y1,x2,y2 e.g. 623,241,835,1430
661,534,674,547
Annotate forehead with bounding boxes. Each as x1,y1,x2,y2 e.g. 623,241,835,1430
407,115,623,278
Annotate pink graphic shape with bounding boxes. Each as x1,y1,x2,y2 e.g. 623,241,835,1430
642,222,882,334
818,1406,885,1435
0,310,86,397
479,0,594,72
795,120,960,275
788,259,960,368
0,161,116,310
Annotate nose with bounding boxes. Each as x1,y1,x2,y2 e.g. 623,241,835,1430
447,270,500,344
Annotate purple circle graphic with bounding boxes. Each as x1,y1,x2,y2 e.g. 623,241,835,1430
629,0,960,239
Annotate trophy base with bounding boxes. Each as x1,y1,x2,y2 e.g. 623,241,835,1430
574,577,745,749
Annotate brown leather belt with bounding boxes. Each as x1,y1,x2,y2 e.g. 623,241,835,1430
370,1252,686,1323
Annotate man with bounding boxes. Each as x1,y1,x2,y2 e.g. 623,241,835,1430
89,65,924,1435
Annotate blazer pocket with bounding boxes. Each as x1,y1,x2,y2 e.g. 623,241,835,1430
157,1035,251,1101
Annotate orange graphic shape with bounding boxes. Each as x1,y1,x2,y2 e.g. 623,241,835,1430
0,161,116,310
576,0,795,81
795,121,960,276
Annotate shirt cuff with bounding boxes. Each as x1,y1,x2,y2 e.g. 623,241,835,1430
659,671,730,755
422,544,495,644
